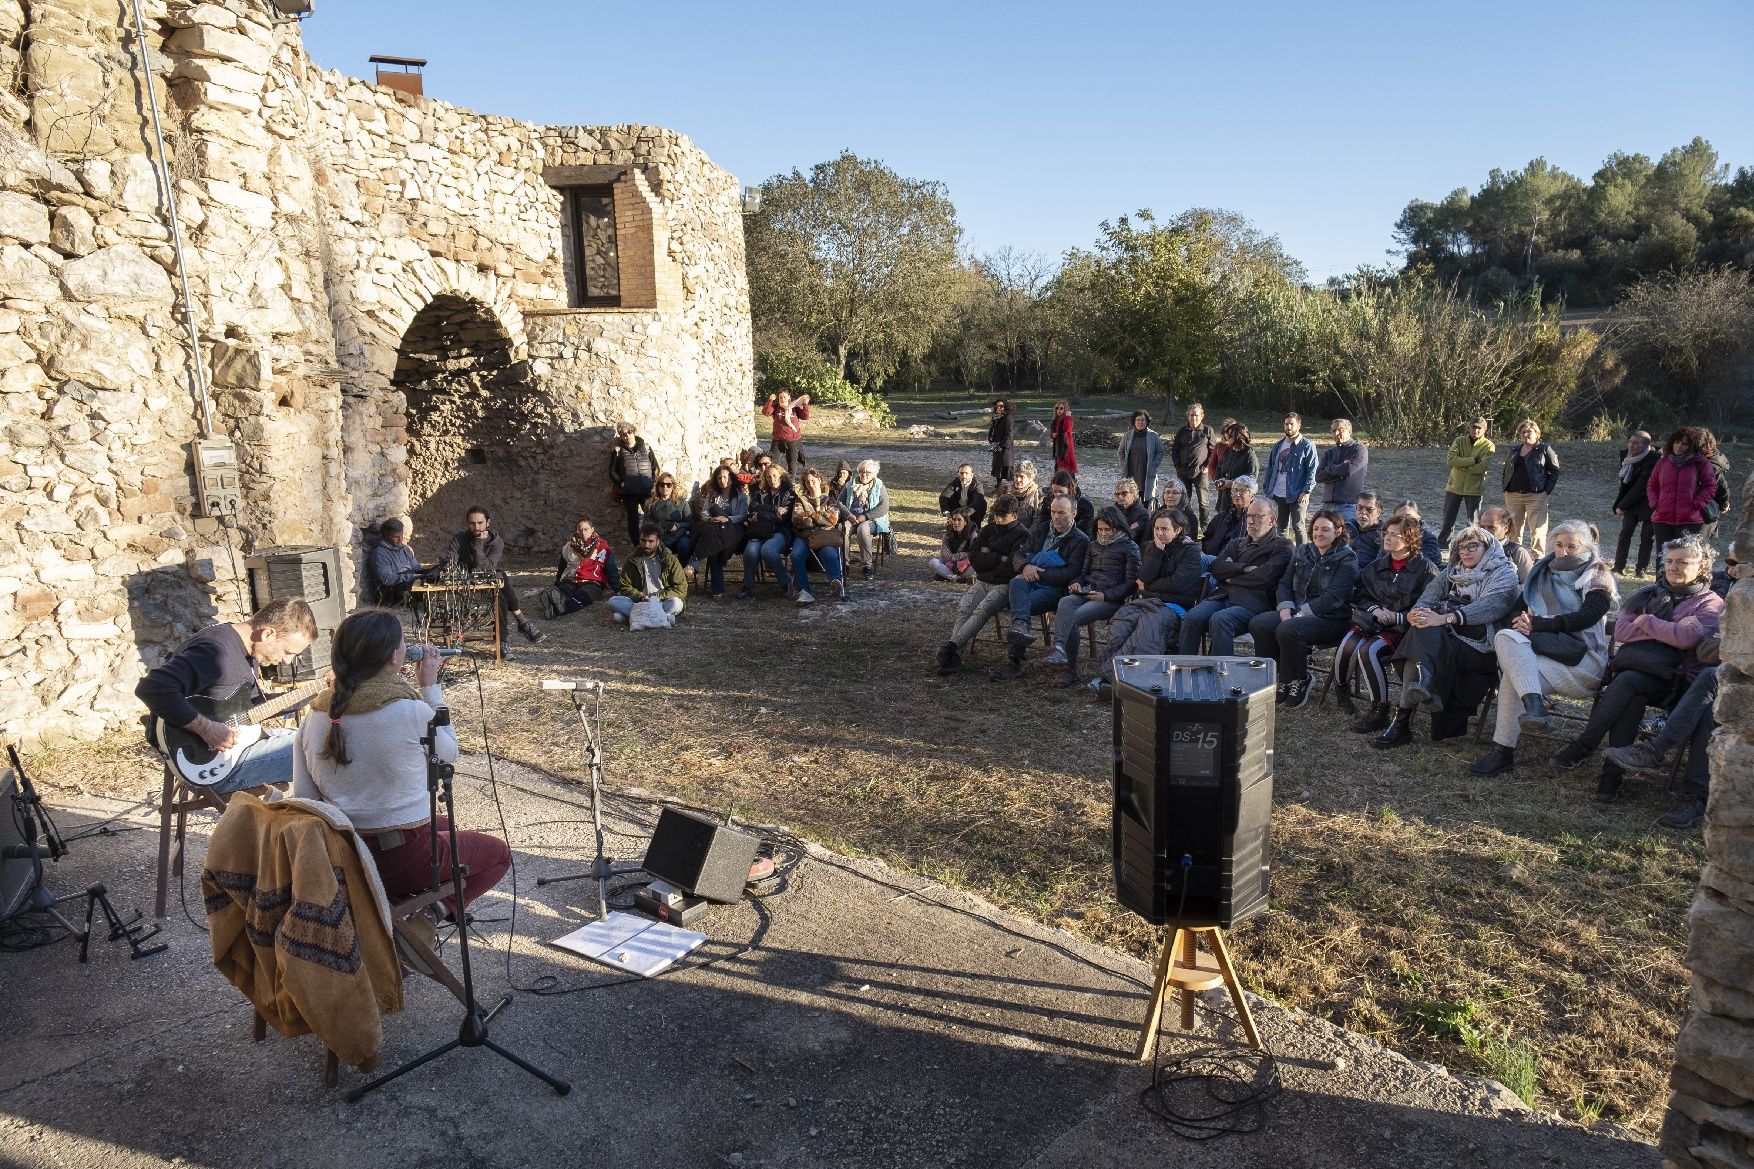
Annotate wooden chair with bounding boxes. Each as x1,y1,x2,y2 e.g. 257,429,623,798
154,755,229,920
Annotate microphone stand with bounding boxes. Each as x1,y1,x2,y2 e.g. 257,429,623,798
536,682,640,921
348,709,570,1101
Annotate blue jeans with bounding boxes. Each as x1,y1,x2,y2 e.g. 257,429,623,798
791,537,843,590
210,727,296,795
742,533,790,588
608,596,685,622
1177,598,1262,655
1326,502,1357,525
1006,577,1064,631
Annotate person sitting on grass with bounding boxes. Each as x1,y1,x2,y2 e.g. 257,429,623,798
991,495,1089,682
1042,505,1140,689
791,466,850,604
1249,507,1359,709
1346,491,1383,565
1550,535,1724,804
928,508,978,582
1090,506,1204,698
937,495,1029,675
739,463,796,600
1201,476,1257,557
1113,478,1152,545
1478,504,1535,582
939,463,987,527
1468,519,1618,777
1373,526,1520,750
548,516,618,617
1178,498,1292,656
842,459,891,581
1336,514,1437,733
609,522,688,626
1048,469,1096,538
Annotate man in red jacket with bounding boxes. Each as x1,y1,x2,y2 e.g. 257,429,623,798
762,387,811,478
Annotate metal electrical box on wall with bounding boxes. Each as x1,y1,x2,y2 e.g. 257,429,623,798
192,438,242,517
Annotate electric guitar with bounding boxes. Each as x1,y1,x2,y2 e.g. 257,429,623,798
147,679,325,787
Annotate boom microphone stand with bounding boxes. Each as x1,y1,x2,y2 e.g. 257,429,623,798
535,680,639,921
347,709,570,1101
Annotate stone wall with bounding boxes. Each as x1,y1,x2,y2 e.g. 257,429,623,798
1663,475,1754,1169
0,0,752,746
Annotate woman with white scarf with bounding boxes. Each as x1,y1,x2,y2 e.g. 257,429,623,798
1374,526,1521,750
1469,520,1618,775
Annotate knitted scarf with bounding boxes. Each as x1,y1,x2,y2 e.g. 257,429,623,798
1524,552,1615,653
311,670,422,719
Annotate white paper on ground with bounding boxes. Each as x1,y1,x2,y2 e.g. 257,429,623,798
548,910,706,977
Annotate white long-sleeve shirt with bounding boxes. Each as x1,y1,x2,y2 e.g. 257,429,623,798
291,684,458,832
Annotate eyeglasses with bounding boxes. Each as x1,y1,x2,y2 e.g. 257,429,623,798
1457,541,1484,552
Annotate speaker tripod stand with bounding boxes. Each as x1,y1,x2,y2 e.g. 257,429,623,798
1135,925,1261,1059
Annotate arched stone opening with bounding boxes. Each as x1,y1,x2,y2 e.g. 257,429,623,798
396,294,583,555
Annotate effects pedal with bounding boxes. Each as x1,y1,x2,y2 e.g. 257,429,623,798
632,879,709,927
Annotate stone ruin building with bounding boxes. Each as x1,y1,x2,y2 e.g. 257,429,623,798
0,0,754,745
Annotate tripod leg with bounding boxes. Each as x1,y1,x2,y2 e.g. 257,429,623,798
482,1039,571,1095
1206,927,1262,1050
345,1039,463,1102
1134,927,1176,1061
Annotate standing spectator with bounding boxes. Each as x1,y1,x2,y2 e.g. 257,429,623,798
992,496,1090,681
928,509,978,582
368,518,430,607
1347,492,1384,566
1178,499,1293,655
936,495,1029,675
1479,504,1535,582
608,423,659,546
1611,430,1660,577
548,517,618,618
645,473,694,566
1170,403,1216,527
739,463,796,600
939,463,988,527
791,466,850,604
1314,418,1369,524
761,386,810,478
1249,508,1359,708
609,522,688,625
1263,413,1319,544
1118,409,1167,500
987,399,1013,491
1500,418,1561,556
1042,505,1140,688
842,458,890,581
692,465,748,598
1439,416,1494,545
1049,400,1078,475
1647,426,1718,548
1210,422,1259,523
1113,479,1151,544
1699,428,1732,543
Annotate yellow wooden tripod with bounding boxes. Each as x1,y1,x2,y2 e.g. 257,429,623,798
1135,925,1262,1058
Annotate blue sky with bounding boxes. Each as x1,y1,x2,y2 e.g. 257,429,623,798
301,1,1754,280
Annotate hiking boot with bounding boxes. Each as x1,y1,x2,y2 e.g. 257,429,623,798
1594,767,1623,804
1041,646,1069,668
1604,741,1665,773
863,565,875,581
1518,694,1552,733
1660,798,1707,830
1351,702,1391,734
1335,688,1357,716
796,589,815,605
1552,741,1591,771
1469,746,1516,776
1372,707,1415,750
1054,671,1081,689
989,655,1024,682
518,618,546,644
938,644,964,676
1006,623,1033,655
1284,675,1313,710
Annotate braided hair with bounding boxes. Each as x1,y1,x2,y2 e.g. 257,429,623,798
320,607,404,766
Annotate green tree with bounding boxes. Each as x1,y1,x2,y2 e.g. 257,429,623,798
1607,267,1754,416
744,151,963,388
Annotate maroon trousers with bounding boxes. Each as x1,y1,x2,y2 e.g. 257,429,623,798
366,817,510,921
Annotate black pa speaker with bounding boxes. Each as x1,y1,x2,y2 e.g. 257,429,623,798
245,545,346,682
1111,655,1275,929
642,808,761,904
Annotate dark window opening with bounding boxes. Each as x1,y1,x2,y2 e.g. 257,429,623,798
463,447,488,465
562,186,621,307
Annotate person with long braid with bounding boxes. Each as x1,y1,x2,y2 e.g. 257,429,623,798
291,608,510,948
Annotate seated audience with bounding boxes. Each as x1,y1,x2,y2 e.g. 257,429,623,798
1249,508,1359,708
928,508,978,582
1042,505,1141,688
1156,478,1195,539
1479,504,1535,581
1346,492,1383,565
842,458,891,581
1090,507,1206,696
441,506,545,644
998,459,1044,532
1388,499,1442,565
1336,514,1437,733
1374,527,1520,749
1048,469,1097,537
1551,535,1725,803
645,473,694,565
826,459,853,500
1201,476,1256,556
939,464,988,527
791,466,851,604
609,522,689,625
1113,478,1152,545
549,516,618,617
692,465,748,598
992,496,1089,681
740,463,797,600
1469,520,1618,776
937,495,1028,675
291,608,508,926
368,517,430,607
1178,498,1292,656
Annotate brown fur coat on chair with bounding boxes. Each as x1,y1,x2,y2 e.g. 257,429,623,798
201,792,403,1068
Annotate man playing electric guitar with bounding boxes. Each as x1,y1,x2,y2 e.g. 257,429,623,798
136,597,319,792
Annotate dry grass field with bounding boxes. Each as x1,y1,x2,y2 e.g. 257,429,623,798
30,392,1742,1136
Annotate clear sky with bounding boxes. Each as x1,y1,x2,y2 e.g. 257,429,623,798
300,0,1754,281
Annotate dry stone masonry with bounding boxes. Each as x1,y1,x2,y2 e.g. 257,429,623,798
0,0,753,745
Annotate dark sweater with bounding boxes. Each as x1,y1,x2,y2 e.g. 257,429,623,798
1202,508,1246,556
1525,587,1614,633
938,481,988,526
970,521,1029,584
1210,532,1293,612
136,624,259,730
444,530,505,573
1024,521,1091,588
1140,536,1205,609
1315,441,1369,505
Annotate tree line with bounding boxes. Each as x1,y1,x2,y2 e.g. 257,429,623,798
744,148,1754,443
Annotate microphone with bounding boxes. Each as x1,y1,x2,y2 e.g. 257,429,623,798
406,646,466,662
541,679,603,692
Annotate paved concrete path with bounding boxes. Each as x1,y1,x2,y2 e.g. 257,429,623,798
2,757,1656,1169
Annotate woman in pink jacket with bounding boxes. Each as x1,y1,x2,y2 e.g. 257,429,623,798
1646,426,1719,546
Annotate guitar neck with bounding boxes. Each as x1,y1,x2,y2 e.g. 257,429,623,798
246,679,326,725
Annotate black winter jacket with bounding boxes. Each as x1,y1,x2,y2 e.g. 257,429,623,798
1118,500,1151,545
939,481,988,526
1077,536,1141,603
1613,449,1659,516
1139,535,1205,609
1353,553,1438,626
1277,542,1359,622
1201,508,1245,556
1023,520,1091,588
1210,532,1293,612
970,521,1030,584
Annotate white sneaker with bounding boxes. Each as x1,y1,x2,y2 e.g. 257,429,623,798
796,590,815,605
